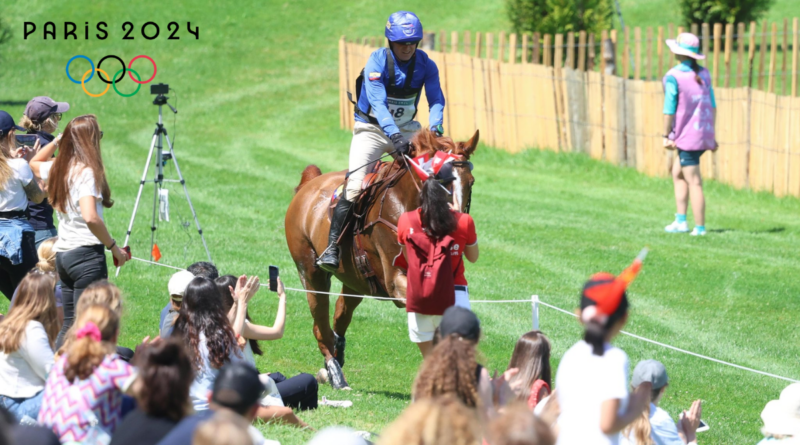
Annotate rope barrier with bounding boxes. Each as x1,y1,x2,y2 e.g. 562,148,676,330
118,253,798,383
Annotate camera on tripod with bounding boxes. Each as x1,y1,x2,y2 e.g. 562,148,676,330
150,83,169,95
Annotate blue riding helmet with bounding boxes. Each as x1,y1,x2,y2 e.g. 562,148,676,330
385,11,423,43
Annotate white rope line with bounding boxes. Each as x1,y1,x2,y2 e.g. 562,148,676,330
535,299,799,383
119,254,798,382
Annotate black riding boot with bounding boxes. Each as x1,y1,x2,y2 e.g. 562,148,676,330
317,197,354,273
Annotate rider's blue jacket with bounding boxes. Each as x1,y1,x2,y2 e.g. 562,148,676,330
355,48,445,137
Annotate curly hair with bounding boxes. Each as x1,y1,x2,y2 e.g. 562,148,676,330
133,338,195,422
173,277,239,370
412,334,480,408
377,396,480,445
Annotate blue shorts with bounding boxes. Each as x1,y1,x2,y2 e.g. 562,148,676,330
678,149,705,167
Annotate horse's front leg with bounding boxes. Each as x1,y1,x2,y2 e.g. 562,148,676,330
332,286,364,369
307,287,350,390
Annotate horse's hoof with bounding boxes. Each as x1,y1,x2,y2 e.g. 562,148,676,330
326,357,350,390
333,333,346,368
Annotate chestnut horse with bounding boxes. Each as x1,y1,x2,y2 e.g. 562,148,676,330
285,130,479,389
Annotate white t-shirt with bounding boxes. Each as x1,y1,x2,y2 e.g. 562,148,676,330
189,332,245,411
53,165,105,252
556,340,630,445
0,159,34,212
0,320,55,398
39,161,53,182
620,404,683,445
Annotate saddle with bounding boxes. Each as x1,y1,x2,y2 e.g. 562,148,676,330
328,159,410,296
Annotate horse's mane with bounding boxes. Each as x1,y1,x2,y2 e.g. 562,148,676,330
410,130,462,157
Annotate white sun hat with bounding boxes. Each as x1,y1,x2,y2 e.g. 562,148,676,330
666,32,706,60
761,383,800,437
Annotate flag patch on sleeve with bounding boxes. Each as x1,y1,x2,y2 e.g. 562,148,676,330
368,72,381,80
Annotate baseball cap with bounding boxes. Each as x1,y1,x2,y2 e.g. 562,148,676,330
211,362,265,413
581,248,647,323
0,111,26,135
168,270,195,300
24,97,70,123
435,161,457,185
631,359,669,390
439,306,481,341
761,383,800,437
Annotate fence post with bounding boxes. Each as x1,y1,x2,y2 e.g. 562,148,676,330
487,32,494,60
701,23,710,61
509,33,518,64
578,31,587,71
588,33,596,71
451,31,459,53
646,27,653,80
531,295,540,330
532,33,541,64
691,23,699,36
499,31,506,62
566,32,575,69
782,18,788,95
634,27,642,80
713,23,722,87
522,33,529,64
793,18,798,97
464,30,471,55
543,34,552,67
749,22,757,87
657,27,664,76
758,21,768,90
725,24,733,87
623,27,630,79
768,23,777,93
603,32,616,75
737,22,746,87
474,32,482,58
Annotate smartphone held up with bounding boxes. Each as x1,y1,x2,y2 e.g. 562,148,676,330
269,265,279,292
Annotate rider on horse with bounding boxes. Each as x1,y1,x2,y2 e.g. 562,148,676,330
317,11,446,273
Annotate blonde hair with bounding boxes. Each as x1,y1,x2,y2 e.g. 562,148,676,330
192,411,253,445
412,334,480,408
622,404,654,445
377,396,481,445
36,237,57,273
0,130,16,187
0,273,58,353
19,114,59,134
488,402,555,445
58,280,122,356
64,304,118,382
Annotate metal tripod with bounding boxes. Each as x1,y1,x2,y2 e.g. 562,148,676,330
117,93,211,276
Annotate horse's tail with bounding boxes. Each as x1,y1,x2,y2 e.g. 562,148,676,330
295,165,323,194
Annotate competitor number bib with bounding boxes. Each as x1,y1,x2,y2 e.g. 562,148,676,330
371,96,417,127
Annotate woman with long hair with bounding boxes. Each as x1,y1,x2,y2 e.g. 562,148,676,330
38,304,136,443
0,111,47,300
377,396,481,445
554,253,652,445
662,33,717,237
19,97,69,248
412,333,481,409
172,277,244,411
111,338,195,445
47,114,128,348
8,237,64,327
507,330,553,409
398,161,479,357
0,273,58,421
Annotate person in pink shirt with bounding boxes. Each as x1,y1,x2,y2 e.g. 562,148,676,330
662,33,718,237
38,304,136,443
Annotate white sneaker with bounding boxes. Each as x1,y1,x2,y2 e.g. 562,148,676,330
664,221,689,233
319,396,353,408
690,227,706,236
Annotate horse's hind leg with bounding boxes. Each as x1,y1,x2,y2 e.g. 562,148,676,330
306,276,350,390
332,286,364,368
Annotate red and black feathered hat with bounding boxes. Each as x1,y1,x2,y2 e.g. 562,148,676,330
580,248,647,324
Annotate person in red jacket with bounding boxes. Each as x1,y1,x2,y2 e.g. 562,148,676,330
397,162,479,357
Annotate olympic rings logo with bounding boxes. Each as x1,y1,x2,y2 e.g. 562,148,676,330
65,55,158,97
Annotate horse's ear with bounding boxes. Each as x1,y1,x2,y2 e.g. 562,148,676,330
462,130,479,158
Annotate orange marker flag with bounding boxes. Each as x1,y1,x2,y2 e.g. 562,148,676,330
152,243,162,262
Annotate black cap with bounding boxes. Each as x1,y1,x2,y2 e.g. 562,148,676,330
211,362,264,413
435,162,457,185
439,306,480,340
0,111,26,135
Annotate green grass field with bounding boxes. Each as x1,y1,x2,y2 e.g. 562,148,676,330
2,1,799,444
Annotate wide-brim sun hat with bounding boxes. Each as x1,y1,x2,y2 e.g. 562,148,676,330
666,32,706,60
761,383,800,437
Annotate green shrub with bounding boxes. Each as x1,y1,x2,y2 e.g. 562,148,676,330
678,0,773,25
507,0,613,38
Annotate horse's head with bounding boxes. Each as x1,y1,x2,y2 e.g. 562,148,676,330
410,130,480,213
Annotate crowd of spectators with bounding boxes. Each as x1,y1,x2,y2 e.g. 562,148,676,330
1,103,798,445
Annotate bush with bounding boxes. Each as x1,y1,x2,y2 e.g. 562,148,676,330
678,0,773,25
507,0,613,38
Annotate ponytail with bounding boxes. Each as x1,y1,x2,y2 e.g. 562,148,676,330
419,177,457,239
64,304,119,382
583,320,607,356
623,407,654,445
690,59,703,86
581,293,629,357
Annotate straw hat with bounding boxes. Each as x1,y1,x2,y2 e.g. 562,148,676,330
761,383,800,437
666,33,706,60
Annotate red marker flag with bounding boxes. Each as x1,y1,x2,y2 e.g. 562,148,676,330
152,243,162,262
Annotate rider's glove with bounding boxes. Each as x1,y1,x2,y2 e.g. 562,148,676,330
432,124,444,137
390,133,410,156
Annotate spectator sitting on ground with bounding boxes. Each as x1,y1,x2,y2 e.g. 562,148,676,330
192,410,254,445
9,237,64,328
488,402,556,445
0,405,60,445
160,270,194,338
506,330,552,410
111,338,195,445
757,383,800,444
554,256,652,445
57,280,135,362
38,304,137,443
216,274,319,413
159,261,219,339
0,273,58,422
155,362,280,445
377,395,481,445
622,360,702,445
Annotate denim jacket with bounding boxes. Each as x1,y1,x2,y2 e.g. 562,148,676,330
0,218,34,265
